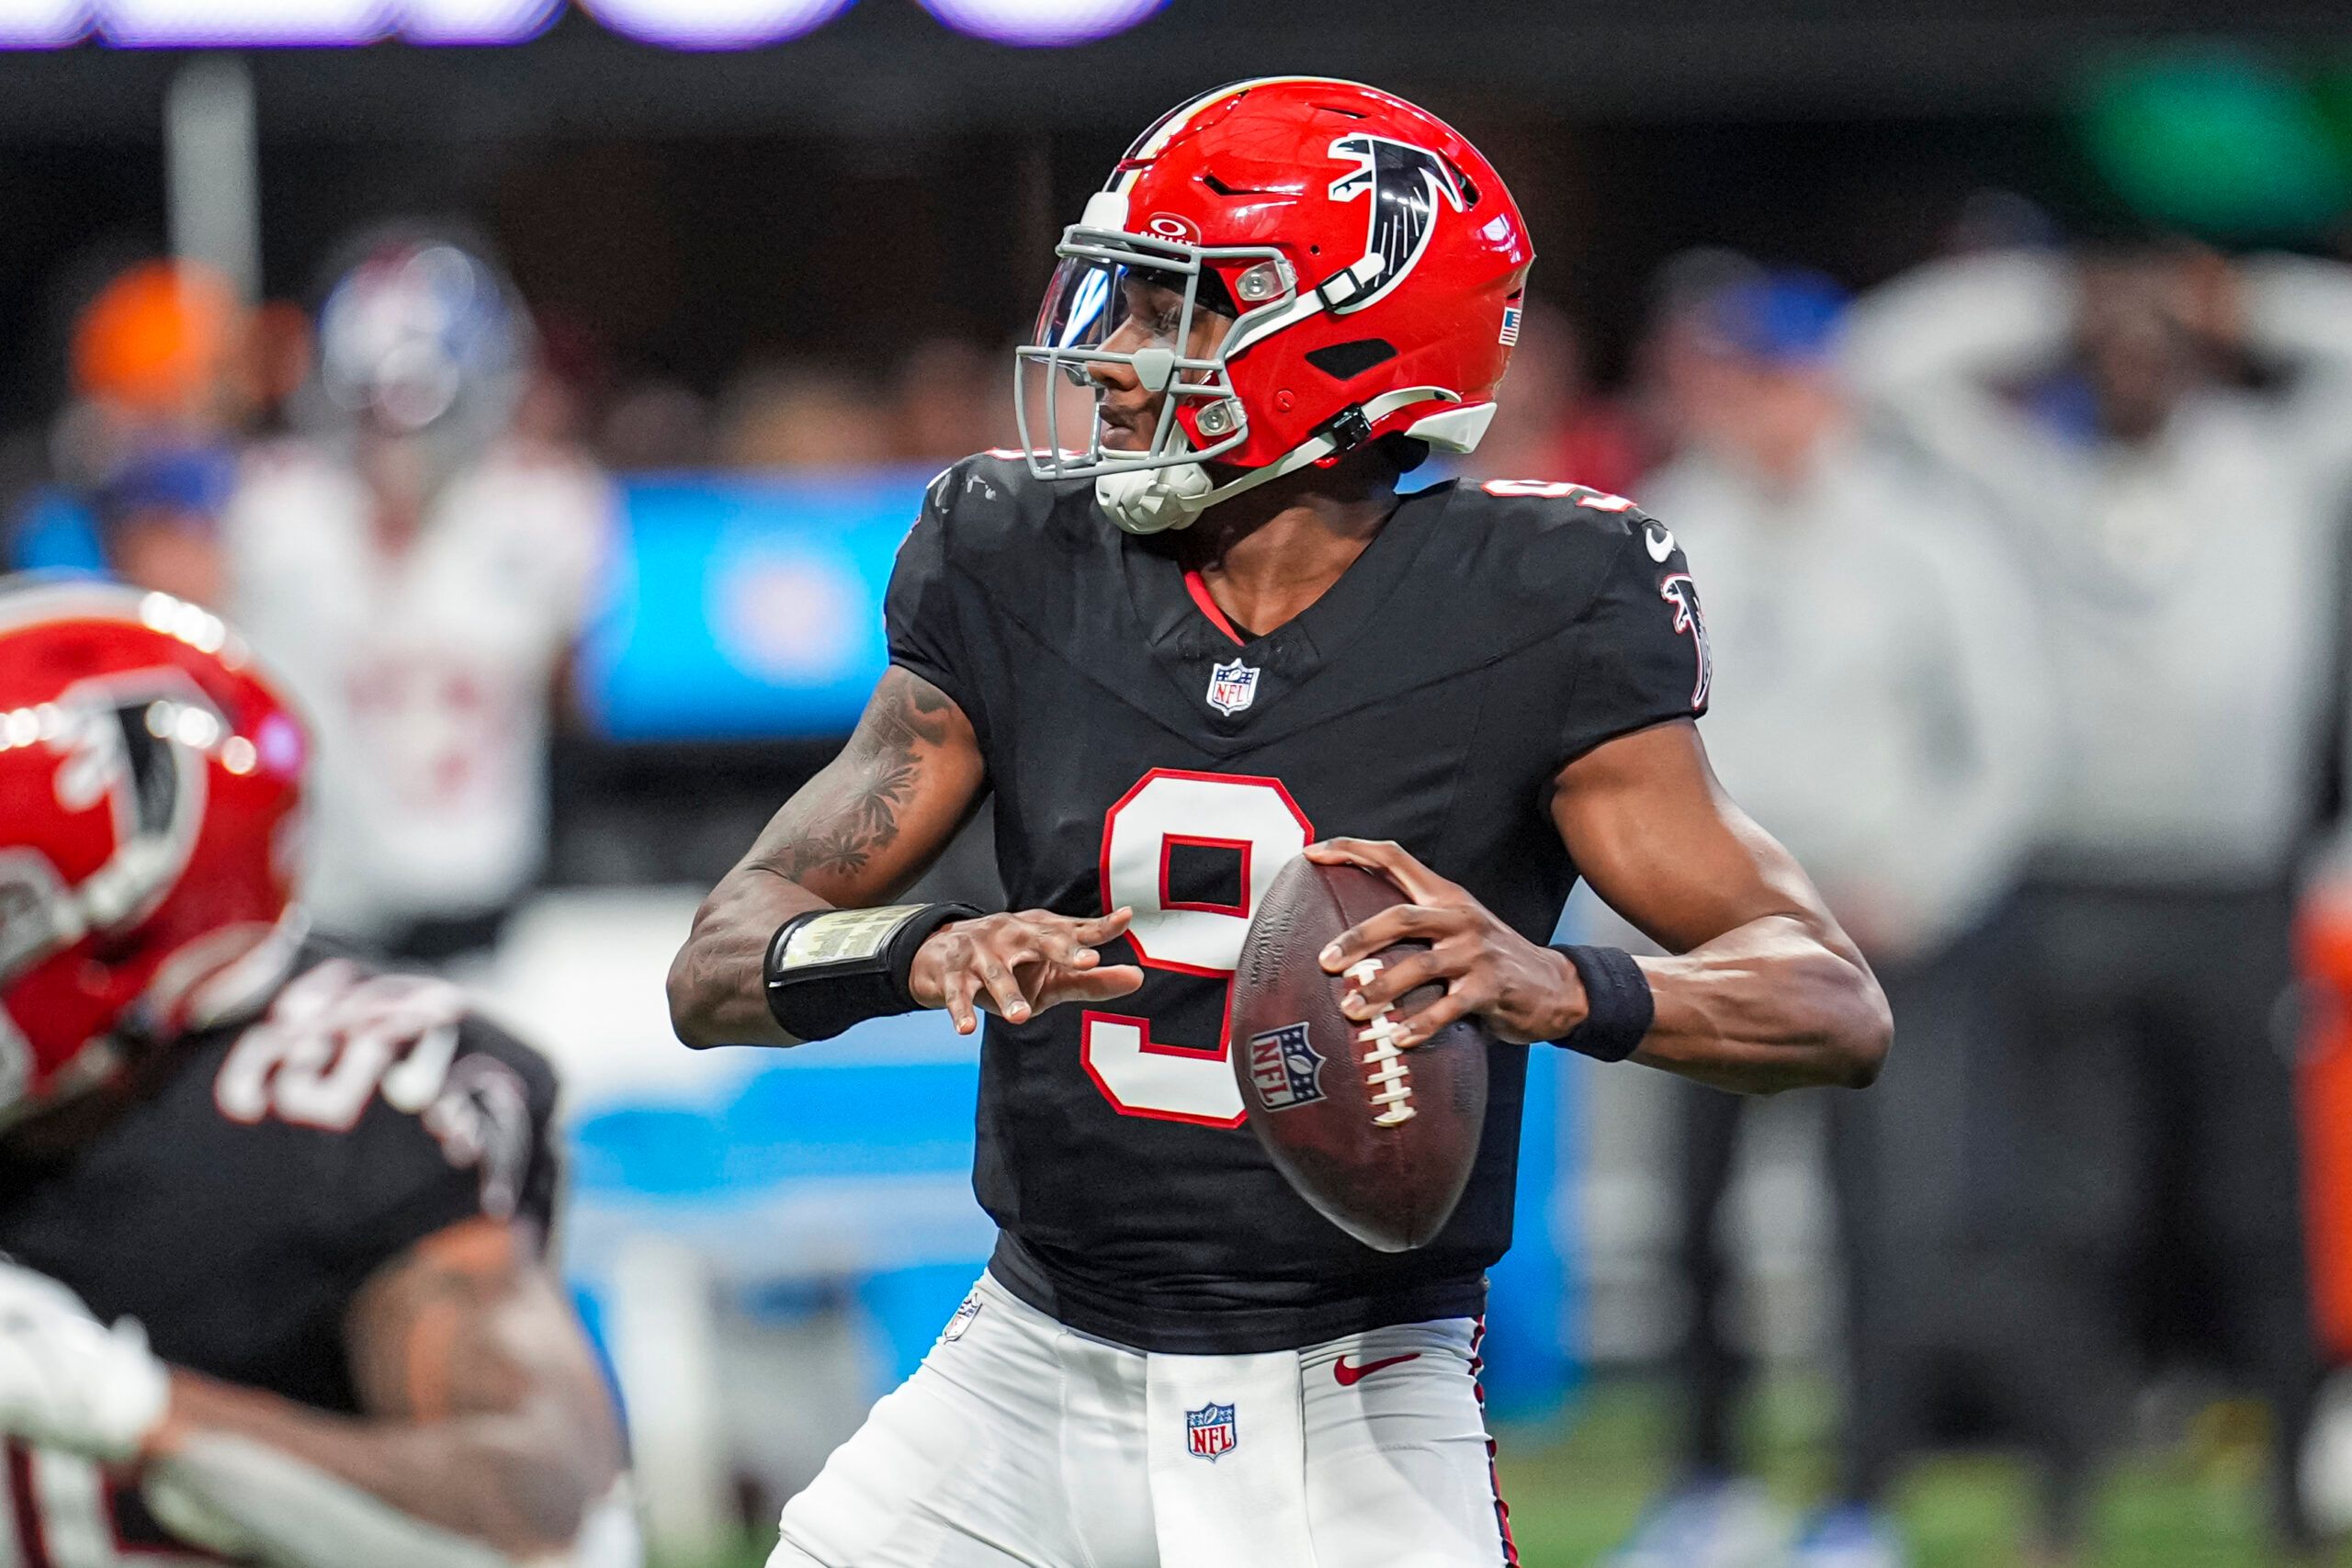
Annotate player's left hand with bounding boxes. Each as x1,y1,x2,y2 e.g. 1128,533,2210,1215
1307,839,1586,1049
0,1259,171,1462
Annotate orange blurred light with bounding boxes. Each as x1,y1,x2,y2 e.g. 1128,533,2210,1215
71,261,244,421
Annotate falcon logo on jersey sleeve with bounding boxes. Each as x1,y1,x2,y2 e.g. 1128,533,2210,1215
1659,573,1712,709
1325,134,1474,311
1186,1402,1238,1461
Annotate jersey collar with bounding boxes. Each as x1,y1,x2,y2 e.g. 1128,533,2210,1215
1116,482,1453,734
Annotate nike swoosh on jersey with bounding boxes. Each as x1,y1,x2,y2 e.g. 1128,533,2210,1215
1333,1352,1422,1386
1645,523,1675,562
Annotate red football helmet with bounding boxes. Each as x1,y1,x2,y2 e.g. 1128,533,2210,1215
1016,77,1534,533
0,581,308,1127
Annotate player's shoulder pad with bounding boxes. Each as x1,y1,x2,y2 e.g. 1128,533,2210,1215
210,954,560,1226
920,449,1097,561
1440,479,1690,626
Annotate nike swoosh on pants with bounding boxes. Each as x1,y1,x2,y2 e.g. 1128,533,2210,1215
1333,1352,1422,1386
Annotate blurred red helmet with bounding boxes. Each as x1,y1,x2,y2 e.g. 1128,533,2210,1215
0,581,307,1127
1017,77,1534,533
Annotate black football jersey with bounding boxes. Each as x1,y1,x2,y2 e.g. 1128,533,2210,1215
888,457,1709,1354
0,947,561,1561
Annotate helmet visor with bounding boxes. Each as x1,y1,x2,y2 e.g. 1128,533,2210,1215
1033,254,1133,363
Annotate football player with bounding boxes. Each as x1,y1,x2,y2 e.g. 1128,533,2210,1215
222,231,613,964
669,79,1891,1568
0,580,636,1567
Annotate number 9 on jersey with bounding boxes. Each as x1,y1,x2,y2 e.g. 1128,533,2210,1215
1084,769,1313,1127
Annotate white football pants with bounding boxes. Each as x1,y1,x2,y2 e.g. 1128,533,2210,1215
767,1270,1519,1568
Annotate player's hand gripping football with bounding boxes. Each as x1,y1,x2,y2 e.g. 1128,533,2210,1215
0,1259,171,1461
1308,840,1586,1049
910,908,1146,1034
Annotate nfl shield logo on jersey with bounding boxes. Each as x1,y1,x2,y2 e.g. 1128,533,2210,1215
1186,1402,1238,1461
1205,659,1259,715
1248,1023,1326,1111
940,1289,983,1344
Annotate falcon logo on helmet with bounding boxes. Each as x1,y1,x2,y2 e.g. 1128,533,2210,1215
1322,135,1475,314
0,581,309,1130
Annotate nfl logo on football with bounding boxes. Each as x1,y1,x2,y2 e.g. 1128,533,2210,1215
1249,1023,1326,1111
1205,659,1259,715
1186,1402,1238,1462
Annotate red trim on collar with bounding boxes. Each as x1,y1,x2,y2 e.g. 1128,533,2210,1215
1183,569,1248,648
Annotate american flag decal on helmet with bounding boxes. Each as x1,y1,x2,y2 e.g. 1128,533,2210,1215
1498,304,1522,345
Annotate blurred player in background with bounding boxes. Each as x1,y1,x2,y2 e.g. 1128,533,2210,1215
0,579,636,1566
224,230,615,966
670,78,1890,1568
1609,268,2056,1568
1846,239,2352,1558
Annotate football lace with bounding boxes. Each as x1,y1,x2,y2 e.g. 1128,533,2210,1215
1344,958,1417,1126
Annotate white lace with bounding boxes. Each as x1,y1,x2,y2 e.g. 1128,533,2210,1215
1345,958,1416,1126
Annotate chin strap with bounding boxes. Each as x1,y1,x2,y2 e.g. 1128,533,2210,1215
1095,387,1458,536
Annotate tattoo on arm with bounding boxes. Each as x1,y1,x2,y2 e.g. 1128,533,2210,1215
752,668,967,886
669,665,983,1048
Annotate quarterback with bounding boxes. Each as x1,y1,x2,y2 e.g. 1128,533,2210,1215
670,79,1890,1568
0,581,634,1567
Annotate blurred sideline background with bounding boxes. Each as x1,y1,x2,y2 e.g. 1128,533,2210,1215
12,3,2352,1562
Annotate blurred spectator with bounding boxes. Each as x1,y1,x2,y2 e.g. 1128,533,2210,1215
6,259,262,587
87,443,239,604
1846,243,2352,1555
716,362,896,469
1631,248,1770,470
1940,187,2062,258
223,231,615,965
600,376,715,469
1464,295,1645,496
69,258,249,431
892,334,1009,463
1608,269,2056,1568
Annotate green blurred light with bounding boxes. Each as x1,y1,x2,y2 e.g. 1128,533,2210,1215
2081,48,2349,241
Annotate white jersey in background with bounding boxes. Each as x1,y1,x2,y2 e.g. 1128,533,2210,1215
1646,436,2057,957
224,439,615,942
1843,251,2352,887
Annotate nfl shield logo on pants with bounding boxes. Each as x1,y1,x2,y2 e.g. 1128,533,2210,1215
1186,1402,1238,1461
1205,659,1259,715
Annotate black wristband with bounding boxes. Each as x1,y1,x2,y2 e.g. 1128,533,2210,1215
763,902,981,1043
1549,944,1654,1062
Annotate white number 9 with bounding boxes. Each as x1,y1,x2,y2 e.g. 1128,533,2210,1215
1083,768,1312,1127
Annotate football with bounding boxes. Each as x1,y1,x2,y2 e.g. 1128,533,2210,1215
1228,857,1490,1253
